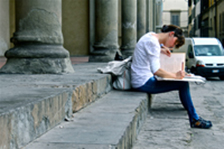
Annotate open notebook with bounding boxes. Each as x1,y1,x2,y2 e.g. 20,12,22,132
155,53,205,83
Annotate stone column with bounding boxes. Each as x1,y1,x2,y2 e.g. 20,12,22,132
146,0,154,32
121,0,137,58
89,0,119,62
0,0,10,56
137,0,147,41
0,0,74,74
155,0,163,33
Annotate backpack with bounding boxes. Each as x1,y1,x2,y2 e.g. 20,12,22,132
97,56,132,90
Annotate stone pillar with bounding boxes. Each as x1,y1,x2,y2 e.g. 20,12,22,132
137,0,147,41
121,0,137,58
155,0,163,33
89,0,119,62
0,0,10,56
146,0,154,32
156,0,161,26
0,0,74,74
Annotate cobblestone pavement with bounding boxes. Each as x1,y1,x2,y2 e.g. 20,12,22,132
133,78,224,149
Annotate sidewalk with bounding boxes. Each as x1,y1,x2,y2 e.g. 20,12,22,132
133,80,224,149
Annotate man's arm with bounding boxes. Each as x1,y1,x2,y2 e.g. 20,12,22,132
154,68,185,79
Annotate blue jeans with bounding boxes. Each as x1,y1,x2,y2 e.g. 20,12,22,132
135,76,199,123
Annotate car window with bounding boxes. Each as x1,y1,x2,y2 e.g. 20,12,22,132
194,45,223,56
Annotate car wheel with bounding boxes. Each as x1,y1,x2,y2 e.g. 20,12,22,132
219,76,224,80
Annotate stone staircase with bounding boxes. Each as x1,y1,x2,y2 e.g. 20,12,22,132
0,62,151,149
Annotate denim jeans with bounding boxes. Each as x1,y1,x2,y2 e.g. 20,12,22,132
135,76,199,123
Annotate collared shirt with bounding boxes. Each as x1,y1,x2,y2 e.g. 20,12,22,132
131,32,161,88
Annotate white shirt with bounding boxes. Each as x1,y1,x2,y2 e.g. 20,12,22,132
131,32,161,88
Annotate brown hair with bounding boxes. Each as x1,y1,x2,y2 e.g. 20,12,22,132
161,24,185,48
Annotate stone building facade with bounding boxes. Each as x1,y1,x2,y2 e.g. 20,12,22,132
188,0,224,47
162,0,188,37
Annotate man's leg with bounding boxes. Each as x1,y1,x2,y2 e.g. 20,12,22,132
136,77,199,122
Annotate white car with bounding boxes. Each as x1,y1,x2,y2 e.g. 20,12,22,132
173,38,224,80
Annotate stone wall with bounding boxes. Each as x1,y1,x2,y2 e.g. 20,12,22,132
62,0,89,56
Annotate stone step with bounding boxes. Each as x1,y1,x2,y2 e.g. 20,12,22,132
23,90,151,149
0,63,112,149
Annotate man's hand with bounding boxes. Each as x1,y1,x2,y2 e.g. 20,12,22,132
161,45,171,57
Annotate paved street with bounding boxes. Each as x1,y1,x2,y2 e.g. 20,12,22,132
133,78,224,149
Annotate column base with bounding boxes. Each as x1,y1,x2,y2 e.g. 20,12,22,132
0,57,74,74
89,49,120,62
0,44,74,74
5,44,69,58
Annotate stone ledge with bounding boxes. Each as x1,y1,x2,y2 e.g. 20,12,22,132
0,88,70,149
0,63,112,149
24,90,151,149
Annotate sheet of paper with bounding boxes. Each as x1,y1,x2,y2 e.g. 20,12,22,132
155,75,206,83
160,53,185,73
158,53,205,83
